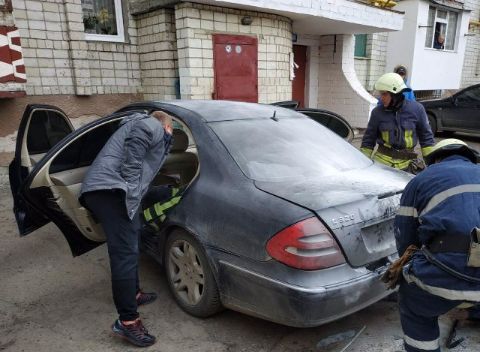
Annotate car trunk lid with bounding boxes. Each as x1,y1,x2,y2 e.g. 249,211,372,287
255,164,411,267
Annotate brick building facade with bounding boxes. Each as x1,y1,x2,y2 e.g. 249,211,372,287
0,0,404,165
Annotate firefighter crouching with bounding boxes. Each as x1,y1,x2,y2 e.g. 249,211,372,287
383,139,480,352
361,73,435,174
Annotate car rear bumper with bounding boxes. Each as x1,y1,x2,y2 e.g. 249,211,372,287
216,259,392,328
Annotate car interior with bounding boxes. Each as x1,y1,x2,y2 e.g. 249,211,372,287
22,110,199,243
23,109,73,169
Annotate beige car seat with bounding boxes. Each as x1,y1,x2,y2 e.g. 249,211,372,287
160,129,198,186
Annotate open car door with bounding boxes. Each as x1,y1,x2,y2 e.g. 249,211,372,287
9,112,134,256
9,104,74,236
296,108,354,142
271,102,354,142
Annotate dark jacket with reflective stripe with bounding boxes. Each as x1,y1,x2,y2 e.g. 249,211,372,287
361,100,434,151
80,113,171,219
394,155,480,300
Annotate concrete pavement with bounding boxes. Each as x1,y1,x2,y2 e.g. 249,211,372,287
1,141,480,351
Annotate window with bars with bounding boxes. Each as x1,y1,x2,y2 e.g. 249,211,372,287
354,34,368,58
81,0,125,42
424,6,458,51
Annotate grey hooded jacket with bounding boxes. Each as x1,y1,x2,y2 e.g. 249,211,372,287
80,112,171,219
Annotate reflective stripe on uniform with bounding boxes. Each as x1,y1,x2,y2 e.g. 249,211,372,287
404,335,439,351
421,146,434,156
420,184,480,217
397,206,418,218
373,152,411,170
360,147,373,158
403,271,480,302
143,187,183,226
381,130,390,145
153,195,182,217
404,130,413,149
144,208,153,222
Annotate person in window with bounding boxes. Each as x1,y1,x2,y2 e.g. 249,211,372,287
361,73,435,174
394,65,416,101
80,110,174,347
434,33,445,50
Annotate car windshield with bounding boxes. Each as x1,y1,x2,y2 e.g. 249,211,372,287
210,117,371,182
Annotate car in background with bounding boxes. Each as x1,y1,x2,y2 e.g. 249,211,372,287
10,100,409,328
420,84,480,135
271,101,354,142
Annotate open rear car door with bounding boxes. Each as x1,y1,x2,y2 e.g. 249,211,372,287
296,108,354,142
9,105,121,256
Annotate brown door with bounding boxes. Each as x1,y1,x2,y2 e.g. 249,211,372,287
213,34,258,103
292,45,307,108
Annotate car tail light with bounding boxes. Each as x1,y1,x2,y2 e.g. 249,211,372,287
266,217,346,270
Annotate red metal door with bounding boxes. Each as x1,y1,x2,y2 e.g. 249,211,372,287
213,34,258,102
292,45,307,108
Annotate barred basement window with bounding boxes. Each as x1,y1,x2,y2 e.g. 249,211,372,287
81,0,124,42
424,6,458,51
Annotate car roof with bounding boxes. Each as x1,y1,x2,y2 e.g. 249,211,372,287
154,100,301,122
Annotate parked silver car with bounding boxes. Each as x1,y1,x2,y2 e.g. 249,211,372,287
10,100,411,327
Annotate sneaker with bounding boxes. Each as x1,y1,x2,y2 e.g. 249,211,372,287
136,290,158,306
112,319,156,347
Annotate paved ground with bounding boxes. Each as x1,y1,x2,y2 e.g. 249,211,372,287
1,133,480,352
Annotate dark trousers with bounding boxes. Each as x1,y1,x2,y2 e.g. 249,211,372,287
398,281,462,352
82,190,141,321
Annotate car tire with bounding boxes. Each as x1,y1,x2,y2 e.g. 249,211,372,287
427,113,437,135
164,229,222,318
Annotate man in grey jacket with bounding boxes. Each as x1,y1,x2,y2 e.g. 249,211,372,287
80,110,173,347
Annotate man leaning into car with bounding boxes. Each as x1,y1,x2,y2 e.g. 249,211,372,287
79,110,174,347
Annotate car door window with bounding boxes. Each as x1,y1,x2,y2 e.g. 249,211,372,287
299,110,353,141
49,120,121,174
27,110,72,155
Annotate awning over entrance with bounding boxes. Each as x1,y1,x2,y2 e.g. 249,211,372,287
191,0,404,34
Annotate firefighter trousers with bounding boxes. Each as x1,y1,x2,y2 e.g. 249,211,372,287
398,281,463,352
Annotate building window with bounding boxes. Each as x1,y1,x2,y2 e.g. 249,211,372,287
425,6,458,51
81,0,124,42
0,0,13,12
354,34,368,58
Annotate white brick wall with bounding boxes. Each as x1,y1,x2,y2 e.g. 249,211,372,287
354,33,389,92
13,0,142,96
462,0,480,87
137,9,178,100
175,2,292,103
318,35,376,128
354,59,368,87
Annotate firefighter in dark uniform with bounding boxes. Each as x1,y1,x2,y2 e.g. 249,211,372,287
361,73,435,173
393,138,480,352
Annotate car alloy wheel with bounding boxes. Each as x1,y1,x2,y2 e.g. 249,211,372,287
165,229,222,317
168,238,205,305
427,113,437,135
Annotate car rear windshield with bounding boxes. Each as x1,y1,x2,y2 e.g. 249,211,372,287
210,117,371,182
